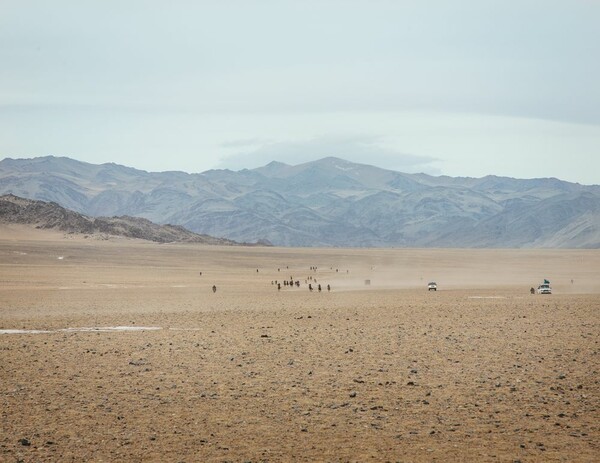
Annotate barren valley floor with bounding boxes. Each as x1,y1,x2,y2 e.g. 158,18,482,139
1,229,599,462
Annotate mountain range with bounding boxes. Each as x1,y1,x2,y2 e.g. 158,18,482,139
1,155,599,248
0,193,249,245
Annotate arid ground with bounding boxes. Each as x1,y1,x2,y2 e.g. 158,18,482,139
1,225,599,462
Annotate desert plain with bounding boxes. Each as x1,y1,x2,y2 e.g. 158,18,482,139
0,225,599,462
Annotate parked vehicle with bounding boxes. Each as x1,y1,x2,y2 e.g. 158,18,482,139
428,282,437,291
537,279,552,294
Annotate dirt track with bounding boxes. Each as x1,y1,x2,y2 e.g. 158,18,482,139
1,228,599,462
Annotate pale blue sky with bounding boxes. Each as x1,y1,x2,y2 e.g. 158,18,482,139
1,1,599,184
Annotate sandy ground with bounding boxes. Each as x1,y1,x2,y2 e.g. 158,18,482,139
0,227,599,462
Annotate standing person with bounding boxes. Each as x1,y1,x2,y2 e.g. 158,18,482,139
212,285,217,293
318,284,322,292
327,284,331,292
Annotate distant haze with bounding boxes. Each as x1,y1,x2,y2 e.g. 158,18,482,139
1,1,599,184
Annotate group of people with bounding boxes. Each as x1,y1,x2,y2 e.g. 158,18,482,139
271,279,331,292
210,266,335,293
270,266,333,292
308,283,330,292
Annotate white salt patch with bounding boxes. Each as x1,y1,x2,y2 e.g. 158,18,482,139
57,256,64,260
170,285,187,288
0,326,161,335
0,329,52,334
62,326,162,332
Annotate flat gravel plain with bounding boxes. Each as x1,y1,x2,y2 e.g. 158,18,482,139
1,228,598,462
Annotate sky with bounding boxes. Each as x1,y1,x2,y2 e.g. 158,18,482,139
1,0,599,185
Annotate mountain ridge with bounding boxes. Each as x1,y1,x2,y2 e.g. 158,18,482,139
1,155,598,248
0,193,268,246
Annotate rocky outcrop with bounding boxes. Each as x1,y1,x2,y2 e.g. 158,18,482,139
0,194,256,245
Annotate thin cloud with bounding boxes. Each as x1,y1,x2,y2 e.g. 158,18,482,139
219,138,270,148
217,136,439,173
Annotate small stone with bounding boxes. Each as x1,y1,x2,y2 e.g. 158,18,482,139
349,391,357,398
19,438,31,446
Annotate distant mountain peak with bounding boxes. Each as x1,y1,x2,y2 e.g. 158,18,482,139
265,160,290,168
302,157,365,169
317,156,356,164
252,160,293,177
311,157,359,170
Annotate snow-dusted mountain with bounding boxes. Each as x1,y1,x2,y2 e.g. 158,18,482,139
1,155,599,248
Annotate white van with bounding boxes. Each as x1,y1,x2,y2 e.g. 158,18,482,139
537,282,552,294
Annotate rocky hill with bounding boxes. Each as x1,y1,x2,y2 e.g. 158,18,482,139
1,156,599,248
0,194,252,245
